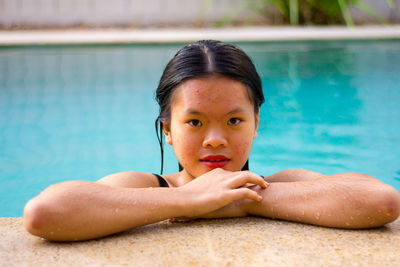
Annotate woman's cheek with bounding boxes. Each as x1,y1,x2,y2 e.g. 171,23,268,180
175,136,197,161
235,140,252,156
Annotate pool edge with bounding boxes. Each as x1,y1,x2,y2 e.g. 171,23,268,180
1,216,400,266
1,25,400,46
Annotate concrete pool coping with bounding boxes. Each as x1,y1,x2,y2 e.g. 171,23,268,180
1,25,400,45
2,26,400,266
1,217,400,266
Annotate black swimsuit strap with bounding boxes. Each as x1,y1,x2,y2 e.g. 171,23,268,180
153,174,169,188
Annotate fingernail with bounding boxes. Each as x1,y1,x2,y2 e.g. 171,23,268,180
258,195,263,201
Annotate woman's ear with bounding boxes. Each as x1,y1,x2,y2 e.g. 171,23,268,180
254,110,260,139
162,122,173,145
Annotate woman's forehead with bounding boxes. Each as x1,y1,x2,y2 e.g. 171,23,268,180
171,75,253,110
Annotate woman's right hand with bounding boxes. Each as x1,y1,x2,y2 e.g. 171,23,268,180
177,168,268,218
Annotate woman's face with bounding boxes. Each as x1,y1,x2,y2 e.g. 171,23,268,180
163,74,259,178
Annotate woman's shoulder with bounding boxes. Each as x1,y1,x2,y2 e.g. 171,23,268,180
96,171,163,188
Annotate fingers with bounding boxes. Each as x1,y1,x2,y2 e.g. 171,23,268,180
229,187,263,202
229,171,269,189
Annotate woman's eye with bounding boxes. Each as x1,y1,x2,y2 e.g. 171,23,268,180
228,118,241,126
188,120,202,127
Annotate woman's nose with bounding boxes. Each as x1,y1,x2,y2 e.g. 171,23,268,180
202,128,228,148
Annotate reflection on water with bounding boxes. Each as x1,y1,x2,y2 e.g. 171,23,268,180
243,41,400,188
250,42,363,172
0,40,400,216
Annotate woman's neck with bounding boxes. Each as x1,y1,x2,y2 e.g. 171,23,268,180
165,170,195,187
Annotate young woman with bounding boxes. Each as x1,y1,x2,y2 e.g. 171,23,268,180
24,40,400,241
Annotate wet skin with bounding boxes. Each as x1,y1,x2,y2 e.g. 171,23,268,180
163,74,259,185
23,74,400,241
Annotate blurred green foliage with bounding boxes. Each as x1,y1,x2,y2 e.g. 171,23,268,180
217,0,396,26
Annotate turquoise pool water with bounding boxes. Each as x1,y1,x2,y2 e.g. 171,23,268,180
1,40,399,217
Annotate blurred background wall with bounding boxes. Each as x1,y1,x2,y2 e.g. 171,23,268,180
0,0,245,28
0,0,399,29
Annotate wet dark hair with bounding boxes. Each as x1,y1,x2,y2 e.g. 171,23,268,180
155,40,264,174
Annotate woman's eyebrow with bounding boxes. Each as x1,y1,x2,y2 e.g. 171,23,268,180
183,109,202,115
183,107,246,115
227,108,246,114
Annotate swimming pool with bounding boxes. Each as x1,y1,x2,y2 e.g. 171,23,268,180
1,40,399,217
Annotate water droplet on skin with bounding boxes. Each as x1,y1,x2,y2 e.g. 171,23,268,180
350,216,354,220
115,208,119,213
301,210,305,216
270,207,274,212
345,222,350,226
315,212,320,220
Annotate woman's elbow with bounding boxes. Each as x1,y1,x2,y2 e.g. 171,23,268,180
24,197,55,238
360,185,400,229
378,185,400,223
23,181,81,239
344,174,400,226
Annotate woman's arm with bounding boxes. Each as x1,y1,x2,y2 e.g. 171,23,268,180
264,169,323,183
23,169,267,241
24,180,186,241
244,170,400,228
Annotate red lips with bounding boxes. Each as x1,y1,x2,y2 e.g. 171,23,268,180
200,155,230,169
